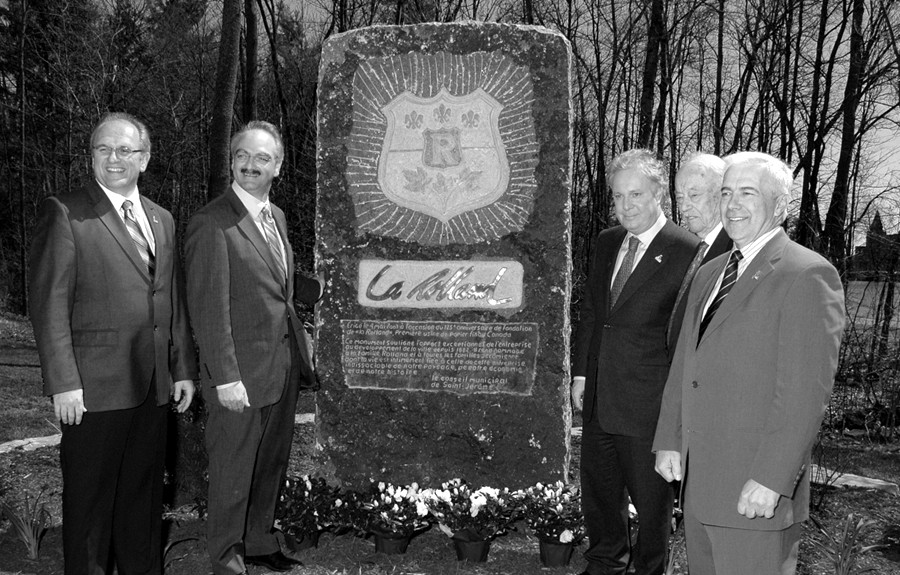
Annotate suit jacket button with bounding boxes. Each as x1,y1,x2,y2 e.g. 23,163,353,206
691,380,698,388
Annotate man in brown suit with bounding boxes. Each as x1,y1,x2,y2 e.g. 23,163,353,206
653,153,845,574
29,112,197,574
186,121,322,575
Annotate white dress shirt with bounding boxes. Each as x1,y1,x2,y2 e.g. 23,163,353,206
99,182,155,254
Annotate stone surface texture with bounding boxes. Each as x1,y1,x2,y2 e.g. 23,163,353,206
316,22,572,489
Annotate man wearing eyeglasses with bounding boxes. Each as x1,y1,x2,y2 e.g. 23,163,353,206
29,112,197,574
185,121,323,575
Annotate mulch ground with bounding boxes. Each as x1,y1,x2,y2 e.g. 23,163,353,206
1,311,899,574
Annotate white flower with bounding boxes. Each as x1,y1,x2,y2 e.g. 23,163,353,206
334,499,343,508
560,529,574,543
415,500,429,517
378,481,386,491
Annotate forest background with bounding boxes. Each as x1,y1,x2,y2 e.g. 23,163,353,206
1,0,900,427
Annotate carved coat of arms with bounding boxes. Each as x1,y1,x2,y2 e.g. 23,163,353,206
347,51,537,245
378,89,509,224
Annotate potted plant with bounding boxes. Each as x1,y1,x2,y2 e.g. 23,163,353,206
421,478,520,562
359,481,431,554
517,481,585,567
276,475,340,550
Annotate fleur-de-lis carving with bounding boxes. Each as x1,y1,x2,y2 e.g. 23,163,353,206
404,111,423,130
461,110,480,128
433,104,452,123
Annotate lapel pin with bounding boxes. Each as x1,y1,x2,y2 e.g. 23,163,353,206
753,271,761,280
655,255,663,263
152,215,159,224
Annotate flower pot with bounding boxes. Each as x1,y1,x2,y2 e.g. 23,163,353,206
374,533,411,554
453,538,491,562
290,530,321,550
539,540,574,567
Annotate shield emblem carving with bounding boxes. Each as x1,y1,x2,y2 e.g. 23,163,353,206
378,88,509,224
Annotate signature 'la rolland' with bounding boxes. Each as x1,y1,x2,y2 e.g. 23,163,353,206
365,264,513,305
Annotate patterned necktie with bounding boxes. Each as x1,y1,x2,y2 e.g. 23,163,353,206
666,240,708,345
260,206,287,280
698,249,743,342
121,200,155,277
610,235,640,308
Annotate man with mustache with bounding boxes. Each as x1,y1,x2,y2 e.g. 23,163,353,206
186,121,323,574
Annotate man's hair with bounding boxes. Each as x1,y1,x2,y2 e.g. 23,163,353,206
230,120,284,159
723,151,793,223
678,152,726,195
606,148,667,197
91,112,152,154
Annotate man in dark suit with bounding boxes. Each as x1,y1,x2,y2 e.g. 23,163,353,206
185,121,322,575
653,153,845,574
29,112,197,575
572,149,699,575
667,153,732,350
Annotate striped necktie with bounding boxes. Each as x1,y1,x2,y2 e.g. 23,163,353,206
260,206,287,280
121,200,155,277
698,249,743,342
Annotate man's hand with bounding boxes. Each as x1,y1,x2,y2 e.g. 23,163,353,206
571,377,585,412
217,382,251,413
53,389,86,425
172,380,196,413
654,450,683,482
737,479,780,519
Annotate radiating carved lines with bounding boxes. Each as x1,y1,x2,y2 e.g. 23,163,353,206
347,50,539,245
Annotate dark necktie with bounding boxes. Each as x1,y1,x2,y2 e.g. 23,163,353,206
260,206,287,280
121,200,155,277
667,240,708,345
697,249,743,342
610,236,640,308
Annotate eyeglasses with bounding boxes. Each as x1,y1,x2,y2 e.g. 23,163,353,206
234,151,274,166
92,145,145,158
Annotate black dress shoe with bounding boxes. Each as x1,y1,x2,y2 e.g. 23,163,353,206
244,551,301,571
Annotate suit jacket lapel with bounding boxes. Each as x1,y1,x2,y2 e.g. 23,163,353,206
702,228,733,265
142,197,165,285
87,182,151,282
611,222,673,313
697,231,787,345
273,204,292,298
226,188,288,287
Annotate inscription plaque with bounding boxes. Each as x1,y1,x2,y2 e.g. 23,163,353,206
342,319,538,394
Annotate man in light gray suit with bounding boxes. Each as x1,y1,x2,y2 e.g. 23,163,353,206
654,153,845,574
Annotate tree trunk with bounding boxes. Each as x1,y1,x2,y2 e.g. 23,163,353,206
823,0,865,271
713,0,724,154
18,0,28,315
243,0,258,122
207,0,244,201
637,0,664,148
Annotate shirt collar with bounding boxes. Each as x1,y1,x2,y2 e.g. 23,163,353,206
232,181,270,220
628,211,667,246
702,222,724,246
732,226,782,261
97,180,140,213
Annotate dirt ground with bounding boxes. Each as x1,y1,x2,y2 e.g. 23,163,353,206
1,311,899,574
